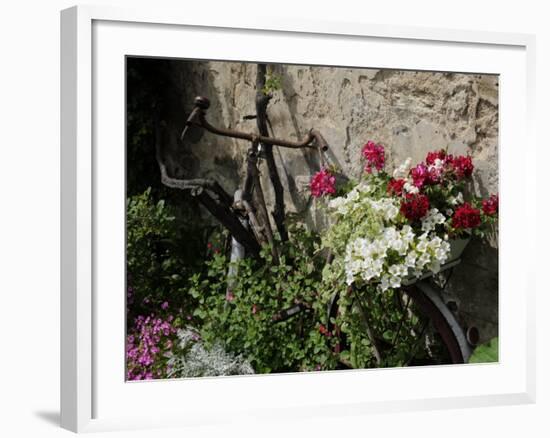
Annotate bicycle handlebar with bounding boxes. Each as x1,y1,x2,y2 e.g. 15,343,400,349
180,96,329,153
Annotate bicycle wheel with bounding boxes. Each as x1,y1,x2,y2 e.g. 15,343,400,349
326,280,471,369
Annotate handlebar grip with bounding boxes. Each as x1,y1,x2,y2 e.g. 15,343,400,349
310,129,329,152
180,97,211,141
194,96,210,110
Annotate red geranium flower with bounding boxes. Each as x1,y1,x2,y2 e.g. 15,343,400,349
426,165,443,184
452,155,474,180
387,178,406,196
452,203,481,229
362,141,385,173
400,193,430,221
426,149,447,165
310,168,336,198
482,194,499,216
318,324,331,337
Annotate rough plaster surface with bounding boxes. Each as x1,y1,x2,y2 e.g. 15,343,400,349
158,60,499,344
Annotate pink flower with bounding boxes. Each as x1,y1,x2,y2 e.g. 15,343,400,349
161,301,169,310
126,312,177,381
410,163,428,188
362,141,385,173
226,291,235,302
310,168,336,198
252,304,258,314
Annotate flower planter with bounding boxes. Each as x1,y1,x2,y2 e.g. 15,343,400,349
401,236,470,286
448,236,471,262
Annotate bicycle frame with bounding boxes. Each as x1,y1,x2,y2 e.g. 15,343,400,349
156,95,330,260
156,96,475,366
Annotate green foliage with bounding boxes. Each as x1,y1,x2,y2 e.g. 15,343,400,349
469,337,499,363
322,273,438,369
262,72,282,96
189,224,338,373
126,188,206,318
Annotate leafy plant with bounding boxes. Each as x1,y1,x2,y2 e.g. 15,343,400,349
126,188,205,319
469,337,498,363
167,328,254,378
188,223,338,373
262,71,282,96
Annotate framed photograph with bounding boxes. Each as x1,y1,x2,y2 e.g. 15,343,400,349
61,4,536,433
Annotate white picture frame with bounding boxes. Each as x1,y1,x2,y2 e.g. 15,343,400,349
60,4,536,433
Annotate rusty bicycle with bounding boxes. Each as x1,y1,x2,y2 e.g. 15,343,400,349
156,89,476,368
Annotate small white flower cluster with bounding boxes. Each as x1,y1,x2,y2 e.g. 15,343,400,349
403,181,419,195
344,225,414,285
369,198,400,221
327,181,374,216
421,208,446,232
412,233,451,276
345,226,451,292
392,157,419,194
393,157,412,179
430,158,445,173
448,191,464,206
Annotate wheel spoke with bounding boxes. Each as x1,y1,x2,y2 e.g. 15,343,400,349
352,287,382,366
405,318,430,366
390,292,411,352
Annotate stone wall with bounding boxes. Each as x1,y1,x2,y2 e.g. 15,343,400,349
157,60,499,344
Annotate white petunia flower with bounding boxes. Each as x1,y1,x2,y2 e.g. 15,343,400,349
449,192,464,206
356,181,374,194
328,196,349,215
433,158,445,169
378,275,391,292
430,261,441,273
389,276,401,288
403,181,419,195
393,157,412,179
405,251,417,268
371,199,400,222
421,208,446,232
